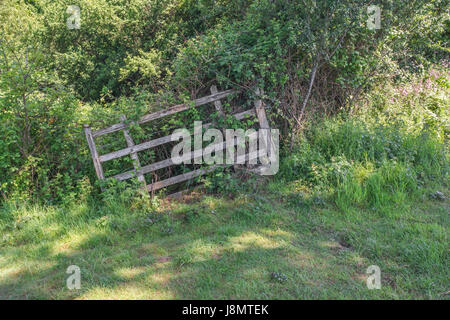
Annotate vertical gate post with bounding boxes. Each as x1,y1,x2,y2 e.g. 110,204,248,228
253,88,277,174
83,124,105,181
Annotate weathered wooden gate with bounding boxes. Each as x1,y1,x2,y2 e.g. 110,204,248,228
84,86,271,193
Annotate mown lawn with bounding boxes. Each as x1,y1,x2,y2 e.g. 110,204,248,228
0,179,448,299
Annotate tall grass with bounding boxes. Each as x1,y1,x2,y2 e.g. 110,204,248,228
280,67,449,212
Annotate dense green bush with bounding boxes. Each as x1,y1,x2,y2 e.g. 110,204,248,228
31,0,256,100
172,1,448,136
0,40,93,202
0,0,448,203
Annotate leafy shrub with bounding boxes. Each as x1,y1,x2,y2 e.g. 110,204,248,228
0,41,92,202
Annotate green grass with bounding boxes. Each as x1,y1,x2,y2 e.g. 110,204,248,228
0,177,448,299
1,112,448,299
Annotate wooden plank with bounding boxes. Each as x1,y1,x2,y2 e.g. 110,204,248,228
253,88,277,172
146,147,265,193
83,125,105,180
167,189,190,199
92,89,237,137
112,157,173,181
167,184,205,199
99,134,172,163
120,115,145,183
112,130,258,181
140,89,236,124
99,109,256,163
254,88,269,129
234,109,256,120
147,165,219,192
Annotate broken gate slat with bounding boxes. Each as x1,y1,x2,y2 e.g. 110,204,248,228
254,88,269,129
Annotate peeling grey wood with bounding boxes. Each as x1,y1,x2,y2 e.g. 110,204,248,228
253,88,276,173
147,165,219,192
99,133,173,163
167,189,191,199
83,125,105,180
254,88,269,129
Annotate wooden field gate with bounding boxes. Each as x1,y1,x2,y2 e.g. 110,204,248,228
84,86,272,193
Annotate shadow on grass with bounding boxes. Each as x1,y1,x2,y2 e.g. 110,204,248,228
0,189,447,299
